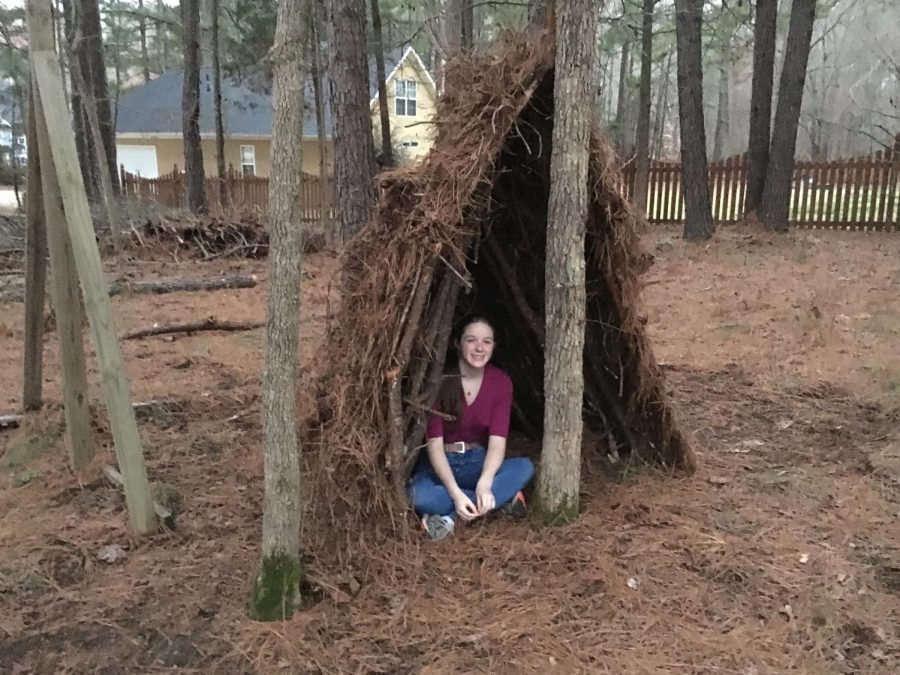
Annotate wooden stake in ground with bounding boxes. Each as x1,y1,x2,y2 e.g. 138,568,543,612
536,0,599,524
248,0,310,622
31,77,95,470
22,82,48,411
27,0,156,536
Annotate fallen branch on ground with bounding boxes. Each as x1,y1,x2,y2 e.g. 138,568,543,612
0,398,183,431
122,317,265,340
109,274,258,296
0,274,258,303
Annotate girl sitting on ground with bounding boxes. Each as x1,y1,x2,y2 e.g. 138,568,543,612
407,315,535,540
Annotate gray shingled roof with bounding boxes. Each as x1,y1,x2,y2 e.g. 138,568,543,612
116,48,412,137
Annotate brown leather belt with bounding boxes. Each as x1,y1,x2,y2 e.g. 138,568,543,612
444,441,482,454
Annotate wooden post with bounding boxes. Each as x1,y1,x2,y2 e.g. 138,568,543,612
22,84,48,411
32,78,95,468
27,0,156,535
119,164,127,197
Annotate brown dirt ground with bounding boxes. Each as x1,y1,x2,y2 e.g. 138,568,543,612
1,224,899,674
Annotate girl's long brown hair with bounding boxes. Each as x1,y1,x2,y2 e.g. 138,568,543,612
435,315,495,424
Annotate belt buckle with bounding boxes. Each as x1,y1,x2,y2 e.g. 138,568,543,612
450,441,466,454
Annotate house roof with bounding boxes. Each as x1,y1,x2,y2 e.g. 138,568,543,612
116,47,427,138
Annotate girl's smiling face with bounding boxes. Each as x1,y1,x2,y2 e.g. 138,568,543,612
458,320,495,370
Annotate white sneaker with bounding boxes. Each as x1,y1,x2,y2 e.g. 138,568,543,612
421,514,455,541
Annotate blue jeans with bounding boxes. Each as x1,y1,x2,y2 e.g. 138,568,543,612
407,447,535,516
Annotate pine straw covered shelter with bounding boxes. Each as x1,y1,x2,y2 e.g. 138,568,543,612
311,34,696,528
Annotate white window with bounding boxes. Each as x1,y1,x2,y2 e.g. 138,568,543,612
116,144,159,178
240,144,256,176
395,79,417,117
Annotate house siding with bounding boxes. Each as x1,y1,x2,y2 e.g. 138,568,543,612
373,59,436,162
117,137,333,178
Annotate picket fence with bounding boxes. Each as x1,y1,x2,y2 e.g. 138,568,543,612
122,139,899,231
120,164,334,223
619,138,900,230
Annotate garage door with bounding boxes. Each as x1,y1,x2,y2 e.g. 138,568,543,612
117,144,159,178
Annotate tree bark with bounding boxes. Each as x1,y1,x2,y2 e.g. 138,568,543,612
138,0,151,82
199,0,214,66
181,0,208,213
745,0,776,214
23,84,47,411
674,0,714,240
712,62,730,162
329,0,376,242
370,0,393,166
461,0,474,47
76,0,119,194
69,41,123,243
614,41,630,155
10,89,22,210
759,0,816,232
527,0,549,30
248,0,309,622
310,2,331,237
61,0,97,203
211,0,226,205
445,0,462,51
652,48,673,159
632,0,655,214
536,0,598,524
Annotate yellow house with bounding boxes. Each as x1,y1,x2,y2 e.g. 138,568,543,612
114,46,437,179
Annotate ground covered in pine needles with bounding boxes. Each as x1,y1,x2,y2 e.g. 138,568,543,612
1,224,899,673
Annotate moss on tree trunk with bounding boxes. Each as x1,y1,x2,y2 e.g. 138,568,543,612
534,492,579,526
248,551,302,621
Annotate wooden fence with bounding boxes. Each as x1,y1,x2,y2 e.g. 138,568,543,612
123,141,899,231
619,139,899,230
120,164,334,223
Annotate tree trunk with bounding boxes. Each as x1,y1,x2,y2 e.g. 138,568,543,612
23,84,47,412
310,3,331,237
370,0,393,166
527,0,549,30
674,0,714,240
181,0,208,213
138,0,151,82
77,0,119,194
536,0,598,525
200,0,214,66
10,91,22,209
329,0,376,242
61,0,97,203
69,41,123,243
248,0,309,622
712,62,730,162
212,0,226,206
461,0,473,47
652,48,673,159
759,0,816,232
111,10,122,134
445,0,462,51
632,0,655,214
745,0,776,214
614,41,630,155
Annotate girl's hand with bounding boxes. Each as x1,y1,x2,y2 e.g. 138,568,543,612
453,492,479,521
475,482,495,515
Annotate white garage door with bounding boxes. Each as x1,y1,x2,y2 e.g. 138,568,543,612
117,144,159,178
